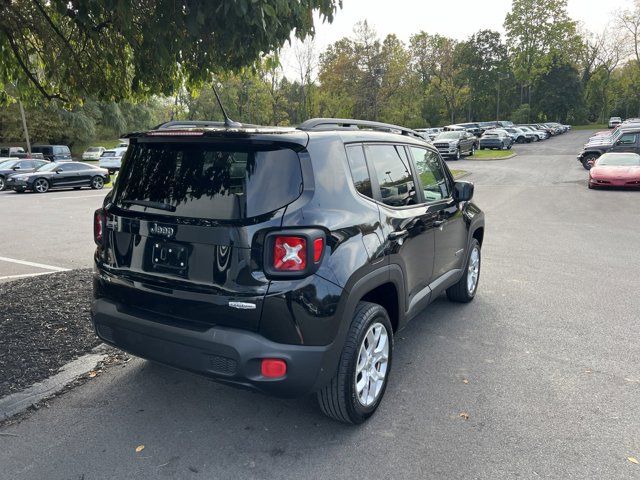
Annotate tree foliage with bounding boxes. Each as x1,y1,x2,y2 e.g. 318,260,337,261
0,0,341,103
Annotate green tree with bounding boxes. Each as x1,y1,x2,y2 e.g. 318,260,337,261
504,0,582,104
0,0,341,103
457,30,513,121
410,33,467,124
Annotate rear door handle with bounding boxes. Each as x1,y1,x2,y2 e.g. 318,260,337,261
388,230,409,241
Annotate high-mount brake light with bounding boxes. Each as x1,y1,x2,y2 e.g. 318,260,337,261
94,209,105,245
147,131,205,136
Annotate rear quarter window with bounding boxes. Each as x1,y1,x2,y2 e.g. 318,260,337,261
114,141,303,220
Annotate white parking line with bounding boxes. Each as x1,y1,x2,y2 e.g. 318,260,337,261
0,256,70,272
0,271,62,281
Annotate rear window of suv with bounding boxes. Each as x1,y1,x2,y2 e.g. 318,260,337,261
113,141,303,220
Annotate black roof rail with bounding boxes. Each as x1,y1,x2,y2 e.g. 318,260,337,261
298,118,424,140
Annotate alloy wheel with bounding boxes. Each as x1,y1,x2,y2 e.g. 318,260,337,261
355,322,389,407
34,178,49,193
0,177,4,191
467,246,480,294
92,176,104,189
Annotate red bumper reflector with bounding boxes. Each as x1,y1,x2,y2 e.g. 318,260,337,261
261,359,287,378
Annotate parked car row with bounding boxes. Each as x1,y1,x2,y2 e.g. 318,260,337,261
415,120,570,159
0,159,109,193
578,118,640,170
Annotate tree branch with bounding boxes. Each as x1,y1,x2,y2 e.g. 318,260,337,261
3,30,68,102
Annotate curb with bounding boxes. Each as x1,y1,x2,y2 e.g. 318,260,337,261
466,152,517,161
0,347,109,421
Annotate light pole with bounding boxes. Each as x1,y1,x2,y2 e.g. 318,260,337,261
496,74,509,121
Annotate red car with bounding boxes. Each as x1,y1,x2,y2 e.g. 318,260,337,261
589,152,640,189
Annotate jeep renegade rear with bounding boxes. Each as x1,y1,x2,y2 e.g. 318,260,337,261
92,118,485,424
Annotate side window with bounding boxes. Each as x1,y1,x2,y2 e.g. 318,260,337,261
365,144,418,207
345,145,373,199
409,147,450,202
19,161,34,169
619,133,636,145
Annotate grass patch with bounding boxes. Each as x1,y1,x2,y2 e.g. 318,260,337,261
572,124,608,131
450,169,467,178
470,149,514,159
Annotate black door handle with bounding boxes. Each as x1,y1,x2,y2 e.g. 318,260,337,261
388,230,409,241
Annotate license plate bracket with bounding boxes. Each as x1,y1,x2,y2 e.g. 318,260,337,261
150,240,190,276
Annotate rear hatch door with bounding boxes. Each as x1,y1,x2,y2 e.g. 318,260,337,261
98,135,306,331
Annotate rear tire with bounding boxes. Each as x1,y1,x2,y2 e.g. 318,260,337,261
0,176,5,191
446,239,481,303
317,302,393,424
454,148,461,160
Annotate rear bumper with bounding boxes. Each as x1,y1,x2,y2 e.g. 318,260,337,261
91,297,333,397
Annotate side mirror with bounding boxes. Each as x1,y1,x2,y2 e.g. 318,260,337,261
12,166,19,170
453,181,474,202
54,167,62,173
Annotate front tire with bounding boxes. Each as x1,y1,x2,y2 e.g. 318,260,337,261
469,144,476,156
317,301,393,424
34,178,50,193
582,154,598,170
454,148,461,160
446,239,481,303
0,176,5,191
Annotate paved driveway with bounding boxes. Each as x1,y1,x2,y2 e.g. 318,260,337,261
1,131,639,479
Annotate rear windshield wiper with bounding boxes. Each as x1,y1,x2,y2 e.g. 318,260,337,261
121,199,176,212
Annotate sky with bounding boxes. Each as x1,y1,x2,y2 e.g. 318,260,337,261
280,0,635,77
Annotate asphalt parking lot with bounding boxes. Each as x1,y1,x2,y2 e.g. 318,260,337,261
1,130,639,479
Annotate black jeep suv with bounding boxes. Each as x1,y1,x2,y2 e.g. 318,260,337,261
91,118,485,424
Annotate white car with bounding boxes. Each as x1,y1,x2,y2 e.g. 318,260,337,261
518,125,548,141
82,146,106,161
609,117,622,129
0,146,25,156
98,147,127,173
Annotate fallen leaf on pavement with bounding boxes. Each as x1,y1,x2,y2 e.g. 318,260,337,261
135,445,145,453
628,457,638,464
462,379,469,384
459,412,470,420
88,371,97,378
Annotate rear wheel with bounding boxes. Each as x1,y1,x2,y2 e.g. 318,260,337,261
91,176,104,190
0,176,5,191
446,239,481,303
469,144,476,156
317,302,393,424
34,178,49,193
454,148,461,160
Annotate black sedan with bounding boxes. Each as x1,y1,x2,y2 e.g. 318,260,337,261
0,159,49,191
5,162,110,193
479,130,514,150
